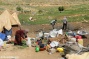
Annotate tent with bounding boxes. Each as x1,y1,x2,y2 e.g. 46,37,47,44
0,10,15,31
11,12,21,36
0,10,21,36
12,12,21,25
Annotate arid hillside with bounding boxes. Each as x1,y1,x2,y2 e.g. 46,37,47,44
0,0,89,5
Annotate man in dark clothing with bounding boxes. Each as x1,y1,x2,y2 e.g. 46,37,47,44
62,17,67,30
14,29,28,46
50,19,57,29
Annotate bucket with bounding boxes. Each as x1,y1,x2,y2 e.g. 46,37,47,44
78,39,83,46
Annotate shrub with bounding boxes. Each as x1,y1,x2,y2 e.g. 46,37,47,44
38,10,43,14
16,6,23,11
58,6,64,13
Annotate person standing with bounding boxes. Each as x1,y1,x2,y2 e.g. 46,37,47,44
50,19,57,29
62,17,67,30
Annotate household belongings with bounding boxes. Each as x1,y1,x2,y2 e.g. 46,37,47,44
50,41,59,48
0,33,6,41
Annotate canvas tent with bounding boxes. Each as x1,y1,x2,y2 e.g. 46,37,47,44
12,12,21,25
11,12,21,36
0,10,21,40
0,21,4,32
0,10,21,32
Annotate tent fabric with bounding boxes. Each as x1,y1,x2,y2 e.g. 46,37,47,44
66,52,89,59
0,10,21,32
12,12,21,25
0,38,4,46
0,21,4,32
0,10,14,30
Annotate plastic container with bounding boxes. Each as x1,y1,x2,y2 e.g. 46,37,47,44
57,48,64,52
0,33,6,41
26,37,31,47
78,39,83,46
35,46,39,52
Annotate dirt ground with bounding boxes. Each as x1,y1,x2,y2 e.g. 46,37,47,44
0,44,60,59
0,22,89,59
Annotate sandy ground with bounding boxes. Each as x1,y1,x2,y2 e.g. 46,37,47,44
0,22,89,59
0,44,60,59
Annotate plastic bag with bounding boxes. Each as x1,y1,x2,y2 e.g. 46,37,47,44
26,37,31,47
0,38,4,46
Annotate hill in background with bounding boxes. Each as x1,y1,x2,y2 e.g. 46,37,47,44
0,0,89,5
0,0,89,12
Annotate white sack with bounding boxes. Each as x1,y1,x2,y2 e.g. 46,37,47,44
26,37,31,47
0,38,4,46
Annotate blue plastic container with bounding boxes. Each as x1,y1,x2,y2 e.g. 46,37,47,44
0,33,6,41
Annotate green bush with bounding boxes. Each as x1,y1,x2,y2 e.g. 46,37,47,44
58,6,64,13
38,10,43,14
16,6,23,11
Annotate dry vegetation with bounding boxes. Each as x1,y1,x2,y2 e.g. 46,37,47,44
0,0,89,6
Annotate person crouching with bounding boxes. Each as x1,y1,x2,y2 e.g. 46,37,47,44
14,29,28,46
